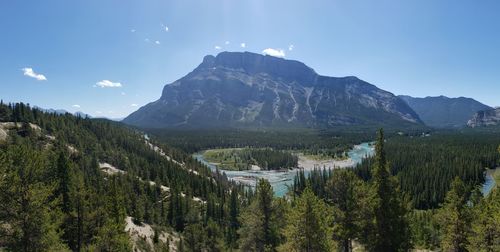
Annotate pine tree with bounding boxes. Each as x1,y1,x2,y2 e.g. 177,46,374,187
0,145,69,251
468,189,500,251
437,177,471,252
91,177,131,251
326,169,367,252
66,170,87,251
227,188,240,248
279,186,333,252
239,179,280,251
56,151,72,213
366,129,411,252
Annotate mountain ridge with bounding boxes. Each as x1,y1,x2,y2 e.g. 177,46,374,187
124,51,422,129
398,95,492,128
467,107,500,127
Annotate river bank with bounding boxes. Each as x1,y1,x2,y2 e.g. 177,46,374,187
481,167,499,196
193,142,375,196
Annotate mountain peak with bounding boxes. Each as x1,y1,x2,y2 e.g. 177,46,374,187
124,52,422,129
196,51,317,84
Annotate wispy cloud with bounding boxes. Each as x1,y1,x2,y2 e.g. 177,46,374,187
155,40,161,45
22,67,47,81
144,38,150,43
262,48,285,58
288,44,294,51
121,92,126,96
72,104,81,108
162,24,169,32
131,104,138,107
95,80,122,88
240,43,246,48
131,29,136,33
225,41,230,45
214,45,222,50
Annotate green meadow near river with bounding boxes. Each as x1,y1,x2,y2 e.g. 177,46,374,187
202,147,298,171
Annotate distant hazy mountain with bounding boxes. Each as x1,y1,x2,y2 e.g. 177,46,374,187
124,52,422,129
34,106,92,118
467,108,500,128
398,95,492,128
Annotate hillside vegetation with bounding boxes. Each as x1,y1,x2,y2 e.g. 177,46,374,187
1,102,499,251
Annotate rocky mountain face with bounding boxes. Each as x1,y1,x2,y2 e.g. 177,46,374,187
467,108,500,127
398,95,492,128
124,52,422,128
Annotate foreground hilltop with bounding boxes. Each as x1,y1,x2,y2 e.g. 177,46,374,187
123,52,422,129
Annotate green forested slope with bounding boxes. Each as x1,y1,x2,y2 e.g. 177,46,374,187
0,102,242,251
1,102,499,251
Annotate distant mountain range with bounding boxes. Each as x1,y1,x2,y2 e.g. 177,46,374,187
467,108,500,128
34,107,93,118
398,95,492,128
123,52,422,129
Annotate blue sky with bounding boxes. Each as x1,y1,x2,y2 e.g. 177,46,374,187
1,0,499,118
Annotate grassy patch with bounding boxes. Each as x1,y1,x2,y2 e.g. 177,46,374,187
202,147,298,171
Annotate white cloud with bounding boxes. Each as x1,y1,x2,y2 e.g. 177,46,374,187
214,45,222,50
240,43,246,48
144,38,150,43
95,80,122,88
131,29,136,33
288,44,294,51
96,111,103,114
161,24,169,32
262,48,285,58
155,40,161,45
121,92,126,96
72,104,81,108
21,67,47,81
225,41,230,45
131,104,138,107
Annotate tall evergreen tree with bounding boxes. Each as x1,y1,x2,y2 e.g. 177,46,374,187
56,151,72,213
0,145,69,251
366,129,411,252
437,177,471,252
437,177,471,251
280,186,333,252
66,171,87,251
239,179,280,251
468,189,500,251
227,188,240,248
326,169,369,252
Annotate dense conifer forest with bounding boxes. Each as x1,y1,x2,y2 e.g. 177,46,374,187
148,128,374,158
353,133,500,209
1,102,499,251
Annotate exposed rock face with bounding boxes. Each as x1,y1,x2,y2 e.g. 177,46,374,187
399,95,492,128
467,108,500,127
124,52,422,128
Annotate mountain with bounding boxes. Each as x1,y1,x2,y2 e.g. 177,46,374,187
467,108,500,127
124,52,422,129
398,95,492,128
34,106,93,118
